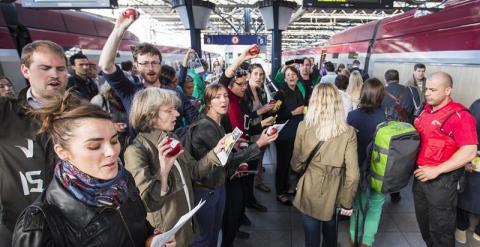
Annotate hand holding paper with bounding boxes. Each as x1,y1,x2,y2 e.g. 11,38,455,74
149,200,206,247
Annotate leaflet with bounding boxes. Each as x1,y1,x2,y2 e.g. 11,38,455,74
217,127,243,166
150,199,206,247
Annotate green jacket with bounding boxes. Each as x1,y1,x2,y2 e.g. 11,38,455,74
124,130,221,247
188,69,205,100
274,69,321,99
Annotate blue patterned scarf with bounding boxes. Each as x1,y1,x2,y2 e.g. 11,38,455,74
55,160,129,207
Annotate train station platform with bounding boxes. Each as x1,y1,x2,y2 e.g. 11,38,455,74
235,163,479,247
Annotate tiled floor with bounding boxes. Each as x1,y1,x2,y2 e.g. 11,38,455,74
234,164,480,247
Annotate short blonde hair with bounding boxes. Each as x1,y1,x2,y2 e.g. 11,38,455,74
129,88,180,132
21,40,66,68
305,83,348,141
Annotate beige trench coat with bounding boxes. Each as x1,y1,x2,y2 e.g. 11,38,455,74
291,121,360,221
124,130,221,246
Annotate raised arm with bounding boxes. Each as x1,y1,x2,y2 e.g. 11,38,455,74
98,8,139,74
224,44,258,78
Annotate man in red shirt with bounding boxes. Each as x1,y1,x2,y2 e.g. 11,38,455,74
413,72,478,247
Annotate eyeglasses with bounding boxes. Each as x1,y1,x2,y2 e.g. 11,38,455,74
235,69,247,77
234,82,248,88
137,61,161,67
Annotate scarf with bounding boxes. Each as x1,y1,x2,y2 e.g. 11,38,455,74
55,160,129,207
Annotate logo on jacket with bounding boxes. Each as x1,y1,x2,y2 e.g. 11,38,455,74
15,139,34,158
19,171,44,196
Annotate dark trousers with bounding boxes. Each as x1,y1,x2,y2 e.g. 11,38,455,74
222,177,245,247
244,160,258,205
457,208,480,235
191,187,225,247
275,139,294,195
413,171,460,247
302,213,337,247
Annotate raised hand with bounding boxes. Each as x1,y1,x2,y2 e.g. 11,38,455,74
157,137,184,178
115,7,140,31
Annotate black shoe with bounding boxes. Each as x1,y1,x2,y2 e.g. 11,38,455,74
276,195,292,206
390,192,401,204
246,201,268,212
236,231,250,239
241,214,251,226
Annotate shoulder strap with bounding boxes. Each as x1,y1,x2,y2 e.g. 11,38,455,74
384,91,399,104
303,141,324,172
407,86,420,110
440,109,470,136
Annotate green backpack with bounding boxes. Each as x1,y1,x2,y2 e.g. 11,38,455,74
369,121,420,193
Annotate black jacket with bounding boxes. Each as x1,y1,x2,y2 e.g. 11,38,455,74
218,74,264,137
190,115,262,188
0,88,57,246
12,172,152,247
67,74,99,101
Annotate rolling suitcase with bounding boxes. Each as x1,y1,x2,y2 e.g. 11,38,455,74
335,208,360,247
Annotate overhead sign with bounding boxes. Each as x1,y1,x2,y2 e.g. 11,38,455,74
21,0,117,8
204,35,267,46
303,0,393,9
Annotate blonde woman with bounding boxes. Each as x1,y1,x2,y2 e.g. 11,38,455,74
347,70,364,109
291,83,360,247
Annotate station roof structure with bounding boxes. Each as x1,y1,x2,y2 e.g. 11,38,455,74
110,0,443,50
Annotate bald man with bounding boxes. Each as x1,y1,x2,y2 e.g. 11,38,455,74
412,72,478,247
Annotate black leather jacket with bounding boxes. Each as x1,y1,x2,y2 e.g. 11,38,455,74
190,115,262,188
11,172,152,247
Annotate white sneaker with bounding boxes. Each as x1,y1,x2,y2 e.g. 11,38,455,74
455,229,467,244
473,232,480,242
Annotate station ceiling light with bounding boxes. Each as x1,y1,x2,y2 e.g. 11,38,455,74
256,0,297,31
172,0,215,30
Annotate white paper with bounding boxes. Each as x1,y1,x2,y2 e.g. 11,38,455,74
271,121,288,133
217,150,229,166
150,199,206,247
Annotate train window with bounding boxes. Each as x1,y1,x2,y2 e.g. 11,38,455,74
332,53,339,59
348,52,359,59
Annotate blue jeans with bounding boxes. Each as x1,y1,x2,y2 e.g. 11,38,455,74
191,186,226,247
302,213,336,247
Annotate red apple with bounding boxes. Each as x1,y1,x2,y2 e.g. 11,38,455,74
238,163,249,172
122,9,137,18
165,137,183,157
249,45,260,56
267,127,277,136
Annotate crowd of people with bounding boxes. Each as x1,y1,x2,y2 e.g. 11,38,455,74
0,8,479,247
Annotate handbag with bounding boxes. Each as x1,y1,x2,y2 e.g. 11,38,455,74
300,141,324,174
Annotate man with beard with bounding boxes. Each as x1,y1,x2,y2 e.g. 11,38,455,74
98,8,198,136
0,40,66,245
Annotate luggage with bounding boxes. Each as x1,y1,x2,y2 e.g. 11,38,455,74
335,208,359,247
369,121,420,193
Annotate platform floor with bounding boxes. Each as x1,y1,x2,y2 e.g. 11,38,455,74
234,163,480,247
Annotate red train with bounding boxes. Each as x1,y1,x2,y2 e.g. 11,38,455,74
283,0,480,106
0,4,217,92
